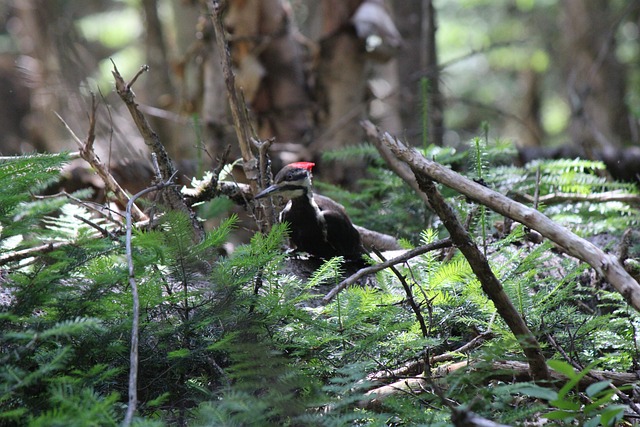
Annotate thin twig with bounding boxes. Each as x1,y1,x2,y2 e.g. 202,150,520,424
321,238,451,304
373,248,429,339
35,191,125,225
123,171,178,427
54,111,147,222
73,215,116,239
127,64,150,89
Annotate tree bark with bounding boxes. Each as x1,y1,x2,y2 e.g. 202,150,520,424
223,0,313,146
422,0,443,147
140,0,179,159
313,0,367,186
561,0,632,150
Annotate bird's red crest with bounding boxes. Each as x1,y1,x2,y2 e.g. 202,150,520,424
289,161,315,171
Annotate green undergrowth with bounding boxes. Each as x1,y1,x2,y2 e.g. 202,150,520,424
0,150,639,426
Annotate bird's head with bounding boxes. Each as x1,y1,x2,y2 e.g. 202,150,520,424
254,162,315,200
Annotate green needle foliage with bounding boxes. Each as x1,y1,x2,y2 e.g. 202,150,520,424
1,148,639,425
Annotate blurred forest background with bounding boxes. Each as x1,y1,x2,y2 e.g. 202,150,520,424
1,0,639,191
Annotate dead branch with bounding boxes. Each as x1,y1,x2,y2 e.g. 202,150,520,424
514,190,640,206
362,120,431,208
414,167,549,382
111,62,204,241
321,238,452,304
365,121,640,313
0,242,67,266
354,225,402,251
363,359,639,410
55,106,147,223
123,168,178,427
206,0,260,189
376,248,430,338
368,332,494,382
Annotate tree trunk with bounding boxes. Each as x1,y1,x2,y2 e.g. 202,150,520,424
560,0,631,150
223,0,313,146
517,69,543,147
422,0,443,147
141,0,181,160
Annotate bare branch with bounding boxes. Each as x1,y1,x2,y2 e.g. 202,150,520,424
0,242,66,266
368,332,494,382
413,168,549,382
206,0,259,188
123,172,178,427
375,248,430,338
54,111,147,223
111,61,204,241
364,359,638,411
514,190,640,206
362,120,432,208
321,238,452,304
367,122,640,313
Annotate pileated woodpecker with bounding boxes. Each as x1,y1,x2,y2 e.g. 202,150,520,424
255,162,365,261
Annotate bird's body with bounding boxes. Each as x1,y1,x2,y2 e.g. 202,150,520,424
255,162,365,261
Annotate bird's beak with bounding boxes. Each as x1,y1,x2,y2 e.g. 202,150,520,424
254,184,283,199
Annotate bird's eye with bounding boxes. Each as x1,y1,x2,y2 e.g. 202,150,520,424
286,171,295,180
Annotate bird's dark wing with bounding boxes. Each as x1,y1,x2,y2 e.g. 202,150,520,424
315,195,364,258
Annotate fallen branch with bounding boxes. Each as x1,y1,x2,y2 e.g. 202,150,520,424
363,359,639,410
368,331,494,382
513,190,640,206
321,238,452,304
413,167,549,382
364,121,640,313
0,242,67,266
354,225,402,251
362,121,431,208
